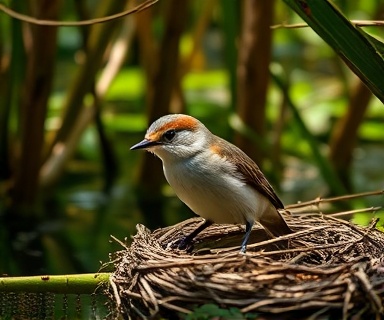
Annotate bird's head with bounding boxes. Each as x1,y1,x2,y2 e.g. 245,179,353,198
130,114,212,162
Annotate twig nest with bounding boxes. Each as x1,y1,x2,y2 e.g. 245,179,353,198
107,214,384,319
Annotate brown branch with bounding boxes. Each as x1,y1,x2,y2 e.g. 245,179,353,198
286,189,384,209
329,207,381,218
12,1,60,209
329,79,373,188
235,0,275,164
353,266,383,313
137,0,189,204
0,0,158,26
41,1,128,189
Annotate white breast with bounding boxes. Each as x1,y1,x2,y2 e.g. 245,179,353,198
162,153,269,225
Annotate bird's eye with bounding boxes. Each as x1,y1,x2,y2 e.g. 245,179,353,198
163,129,176,142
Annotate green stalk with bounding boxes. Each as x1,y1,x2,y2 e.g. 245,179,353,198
271,69,347,196
0,273,110,294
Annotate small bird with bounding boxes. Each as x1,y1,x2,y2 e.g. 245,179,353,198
131,114,292,253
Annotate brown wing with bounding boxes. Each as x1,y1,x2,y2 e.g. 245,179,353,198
216,137,284,209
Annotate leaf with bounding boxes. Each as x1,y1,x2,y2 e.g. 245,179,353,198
283,0,384,103
185,304,248,320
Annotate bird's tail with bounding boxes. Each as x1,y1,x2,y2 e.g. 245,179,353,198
259,208,292,237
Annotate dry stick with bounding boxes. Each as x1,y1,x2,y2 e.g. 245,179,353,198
145,273,193,298
274,278,345,294
343,279,355,320
330,206,381,217
271,20,384,29
327,216,380,242
109,277,122,310
137,253,349,278
128,272,139,293
0,0,158,26
256,262,349,276
137,281,152,310
286,189,384,209
139,277,159,314
136,257,248,271
353,267,383,313
121,290,142,299
259,241,352,256
212,225,329,254
110,235,130,250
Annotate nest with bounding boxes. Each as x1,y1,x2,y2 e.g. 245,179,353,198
107,209,384,319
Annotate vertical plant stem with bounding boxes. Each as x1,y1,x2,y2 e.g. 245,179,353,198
0,2,25,182
12,0,61,212
235,0,275,165
329,80,372,189
138,0,189,194
271,70,347,197
50,1,126,145
41,1,128,188
221,0,240,109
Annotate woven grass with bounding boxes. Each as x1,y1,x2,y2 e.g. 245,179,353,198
107,200,384,319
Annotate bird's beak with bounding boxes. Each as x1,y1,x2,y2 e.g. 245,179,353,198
130,139,160,150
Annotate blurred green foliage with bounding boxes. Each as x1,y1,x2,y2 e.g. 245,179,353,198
185,304,258,320
0,0,383,281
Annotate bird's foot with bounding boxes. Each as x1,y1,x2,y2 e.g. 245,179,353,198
239,245,247,254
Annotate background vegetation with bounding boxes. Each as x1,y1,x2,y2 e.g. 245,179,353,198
0,0,383,277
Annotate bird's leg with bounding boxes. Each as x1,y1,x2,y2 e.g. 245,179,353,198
177,219,213,250
240,221,254,253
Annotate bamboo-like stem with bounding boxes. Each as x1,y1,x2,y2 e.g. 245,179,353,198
40,1,127,189
137,0,189,208
235,0,275,164
0,273,110,294
12,0,60,211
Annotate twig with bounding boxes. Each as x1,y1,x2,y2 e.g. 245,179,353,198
0,0,158,26
286,189,383,209
343,279,355,320
330,206,381,217
109,276,121,309
110,235,130,250
353,266,383,313
139,277,159,313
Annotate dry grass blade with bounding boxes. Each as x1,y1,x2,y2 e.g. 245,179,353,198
106,200,384,319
